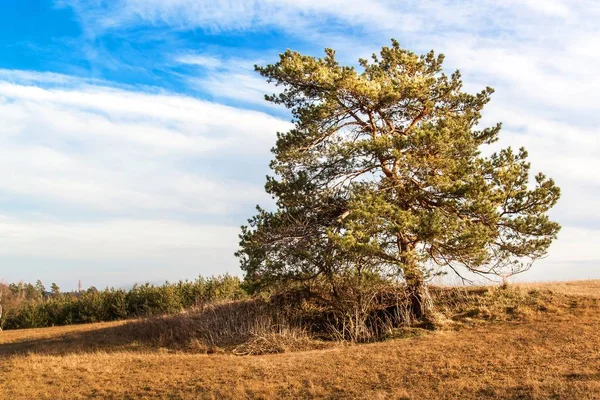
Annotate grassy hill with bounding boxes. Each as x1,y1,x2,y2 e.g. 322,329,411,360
1,280,599,399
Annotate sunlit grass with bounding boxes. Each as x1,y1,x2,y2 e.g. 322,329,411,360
1,280,599,399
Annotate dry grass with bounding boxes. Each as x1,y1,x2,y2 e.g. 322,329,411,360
516,279,600,298
0,299,329,356
1,280,600,399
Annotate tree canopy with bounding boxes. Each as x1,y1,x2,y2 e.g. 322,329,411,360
237,40,561,319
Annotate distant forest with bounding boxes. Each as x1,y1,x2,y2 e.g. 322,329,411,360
0,275,246,330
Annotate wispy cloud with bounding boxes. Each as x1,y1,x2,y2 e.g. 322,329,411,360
0,71,291,285
58,0,594,41
59,0,419,36
175,54,223,68
174,53,282,109
0,72,290,214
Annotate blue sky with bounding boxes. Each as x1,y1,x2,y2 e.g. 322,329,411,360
0,0,599,290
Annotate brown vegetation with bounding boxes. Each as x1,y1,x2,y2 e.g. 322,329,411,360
1,281,599,399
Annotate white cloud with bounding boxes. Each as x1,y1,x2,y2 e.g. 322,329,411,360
59,0,597,41
0,72,291,285
0,77,288,145
192,72,276,106
0,216,238,259
516,0,571,17
172,53,283,108
63,0,419,36
176,54,223,68
437,36,600,116
0,75,291,216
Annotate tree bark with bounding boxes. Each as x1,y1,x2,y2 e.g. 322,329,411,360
404,270,436,327
397,238,437,327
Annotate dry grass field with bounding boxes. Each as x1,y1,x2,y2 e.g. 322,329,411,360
1,280,599,399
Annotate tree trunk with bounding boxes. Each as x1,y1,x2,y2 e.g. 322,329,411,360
398,238,437,327
404,270,436,327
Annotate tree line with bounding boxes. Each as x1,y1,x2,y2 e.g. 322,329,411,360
0,275,246,330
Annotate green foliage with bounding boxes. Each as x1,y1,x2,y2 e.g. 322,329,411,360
50,282,60,296
238,40,561,302
0,275,247,330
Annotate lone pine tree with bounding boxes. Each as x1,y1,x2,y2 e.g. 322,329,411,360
237,40,561,323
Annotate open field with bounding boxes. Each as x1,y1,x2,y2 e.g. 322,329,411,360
1,281,599,399
516,280,600,298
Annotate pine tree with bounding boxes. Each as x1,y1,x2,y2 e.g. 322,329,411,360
35,280,46,296
50,283,60,296
237,40,561,322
